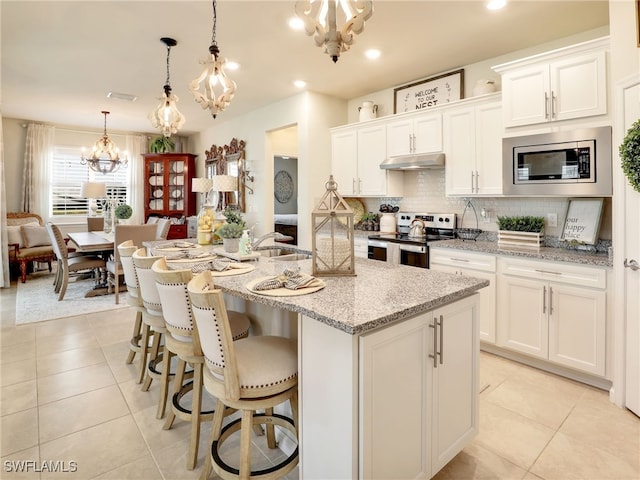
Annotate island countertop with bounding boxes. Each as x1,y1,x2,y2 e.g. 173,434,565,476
204,255,488,335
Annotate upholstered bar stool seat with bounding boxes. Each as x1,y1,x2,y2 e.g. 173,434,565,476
152,257,250,470
188,271,299,480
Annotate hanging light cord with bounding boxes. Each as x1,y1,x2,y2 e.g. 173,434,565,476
209,0,219,58
163,42,173,97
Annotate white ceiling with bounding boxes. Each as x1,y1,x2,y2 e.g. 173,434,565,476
1,1,609,136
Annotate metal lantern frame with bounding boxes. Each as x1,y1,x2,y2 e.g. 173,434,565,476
312,176,356,277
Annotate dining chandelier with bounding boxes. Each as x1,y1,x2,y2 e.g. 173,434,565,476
189,0,236,119
295,0,373,63
80,111,128,175
149,37,186,137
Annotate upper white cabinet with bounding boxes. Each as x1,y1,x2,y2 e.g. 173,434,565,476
386,111,442,157
494,37,608,128
443,95,503,196
331,122,403,196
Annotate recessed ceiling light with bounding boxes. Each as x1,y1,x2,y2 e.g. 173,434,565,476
289,17,304,30
486,0,506,10
365,49,381,60
294,80,307,89
107,91,138,102
226,61,240,71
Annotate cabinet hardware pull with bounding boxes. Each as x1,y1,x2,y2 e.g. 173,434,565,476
551,91,557,119
543,285,547,314
408,134,412,152
544,92,550,119
624,258,640,271
549,287,554,315
352,178,356,193
475,170,479,192
438,315,444,365
450,258,470,263
535,269,561,275
470,171,475,192
429,320,438,368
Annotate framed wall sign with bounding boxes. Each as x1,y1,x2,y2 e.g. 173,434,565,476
394,69,464,113
561,198,604,245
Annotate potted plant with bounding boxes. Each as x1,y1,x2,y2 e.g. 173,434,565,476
215,222,245,252
114,204,133,223
149,136,175,154
497,215,545,249
222,206,246,227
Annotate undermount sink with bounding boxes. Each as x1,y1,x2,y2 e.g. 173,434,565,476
271,253,311,262
259,248,311,261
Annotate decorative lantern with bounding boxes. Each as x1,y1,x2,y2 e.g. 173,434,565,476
312,175,356,277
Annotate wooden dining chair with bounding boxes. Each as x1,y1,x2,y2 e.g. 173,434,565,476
106,224,157,304
46,223,106,301
87,217,104,232
155,218,171,240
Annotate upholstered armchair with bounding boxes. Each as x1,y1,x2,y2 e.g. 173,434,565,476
6,212,56,283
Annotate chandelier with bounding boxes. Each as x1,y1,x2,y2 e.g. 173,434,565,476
149,37,186,137
80,111,128,175
189,0,237,119
295,0,373,63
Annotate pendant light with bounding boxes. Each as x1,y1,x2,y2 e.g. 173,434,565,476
295,0,373,63
80,111,128,175
189,0,236,119
149,37,186,137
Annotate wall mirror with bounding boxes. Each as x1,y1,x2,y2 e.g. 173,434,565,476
205,138,248,212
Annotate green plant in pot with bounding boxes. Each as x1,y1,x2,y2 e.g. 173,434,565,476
497,215,545,233
114,204,133,221
216,222,245,253
222,206,246,227
149,136,175,154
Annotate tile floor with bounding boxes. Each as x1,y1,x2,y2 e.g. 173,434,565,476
1,275,639,480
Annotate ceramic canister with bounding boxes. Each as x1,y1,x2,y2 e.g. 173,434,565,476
359,101,378,122
379,213,397,233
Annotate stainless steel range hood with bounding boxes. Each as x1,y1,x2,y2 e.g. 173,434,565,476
380,152,445,170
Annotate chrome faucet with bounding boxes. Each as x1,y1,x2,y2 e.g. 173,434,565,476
251,232,294,249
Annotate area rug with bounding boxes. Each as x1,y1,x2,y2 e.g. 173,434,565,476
15,273,127,325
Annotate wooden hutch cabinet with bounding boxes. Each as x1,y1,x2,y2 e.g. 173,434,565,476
143,153,197,240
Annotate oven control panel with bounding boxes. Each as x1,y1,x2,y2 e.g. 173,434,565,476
397,212,456,230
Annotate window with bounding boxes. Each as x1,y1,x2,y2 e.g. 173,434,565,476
51,145,128,219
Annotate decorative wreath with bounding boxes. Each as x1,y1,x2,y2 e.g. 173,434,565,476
274,170,294,204
620,118,640,193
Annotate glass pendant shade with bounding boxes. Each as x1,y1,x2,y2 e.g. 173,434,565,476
80,111,128,175
295,0,373,63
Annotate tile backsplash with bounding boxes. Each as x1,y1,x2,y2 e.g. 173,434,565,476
358,169,612,241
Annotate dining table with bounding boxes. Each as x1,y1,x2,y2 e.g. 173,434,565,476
66,230,115,296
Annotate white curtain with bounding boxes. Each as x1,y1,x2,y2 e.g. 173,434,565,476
1,116,9,288
126,134,148,224
22,123,54,216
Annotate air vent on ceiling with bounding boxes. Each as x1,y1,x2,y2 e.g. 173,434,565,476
107,92,138,102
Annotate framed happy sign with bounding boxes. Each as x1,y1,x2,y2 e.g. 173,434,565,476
561,198,604,245
394,69,464,113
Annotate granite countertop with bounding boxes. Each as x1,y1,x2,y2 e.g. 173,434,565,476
430,239,612,268
145,238,488,335
210,256,488,335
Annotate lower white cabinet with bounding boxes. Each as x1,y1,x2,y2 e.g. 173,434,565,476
430,248,497,343
353,236,368,259
359,295,479,479
497,257,606,376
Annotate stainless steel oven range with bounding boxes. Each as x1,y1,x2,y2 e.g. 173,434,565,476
367,212,456,268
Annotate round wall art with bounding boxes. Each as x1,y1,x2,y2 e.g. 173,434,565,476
274,170,294,203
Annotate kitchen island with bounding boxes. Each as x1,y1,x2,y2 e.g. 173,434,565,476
147,241,489,478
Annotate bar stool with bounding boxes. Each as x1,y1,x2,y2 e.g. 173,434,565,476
132,247,172,418
188,270,299,480
117,240,147,378
152,257,251,470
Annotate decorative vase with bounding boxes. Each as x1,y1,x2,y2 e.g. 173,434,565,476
103,209,113,234
223,237,240,253
473,79,496,96
197,205,215,245
358,101,378,121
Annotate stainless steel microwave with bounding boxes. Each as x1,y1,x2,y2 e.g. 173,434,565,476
502,126,612,196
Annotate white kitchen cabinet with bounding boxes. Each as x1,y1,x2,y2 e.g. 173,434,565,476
331,123,403,196
494,37,608,128
443,96,502,196
386,111,442,157
497,257,606,376
430,248,496,343
353,236,368,259
359,295,479,479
